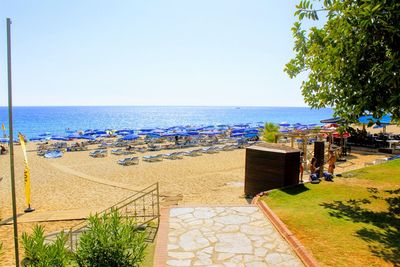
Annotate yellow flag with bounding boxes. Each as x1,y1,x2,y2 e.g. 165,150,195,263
1,123,5,131
18,133,31,208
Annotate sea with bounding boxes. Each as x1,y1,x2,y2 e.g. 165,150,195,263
0,106,333,138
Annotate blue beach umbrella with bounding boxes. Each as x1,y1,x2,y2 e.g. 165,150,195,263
122,134,139,140
358,114,392,125
231,132,245,137
29,137,44,142
78,135,96,140
50,136,69,141
67,133,81,139
146,133,161,139
0,137,10,143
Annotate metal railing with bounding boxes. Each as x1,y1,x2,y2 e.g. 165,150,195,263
67,182,160,250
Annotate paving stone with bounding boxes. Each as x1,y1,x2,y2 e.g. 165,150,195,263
215,233,252,254
167,259,192,266
168,244,180,250
243,255,263,263
193,258,213,266
255,247,267,257
222,225,240,232
247,261,268,267
214,215,250,225
217,252,235,261
187,219,203,226
231,207,258,214
240,224,270,235
179,229,210,251
265,253,283,265
178,213,195,220
199,246,214,254
165,206,304,267
193,208,217,219
223,262,243,267
168,252,195,259
280,259,303,267
170,208,194,217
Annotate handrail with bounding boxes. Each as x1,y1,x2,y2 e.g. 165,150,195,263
67,182,160,250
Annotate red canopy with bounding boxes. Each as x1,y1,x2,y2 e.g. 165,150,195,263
332,132,351,138
323,123,339,129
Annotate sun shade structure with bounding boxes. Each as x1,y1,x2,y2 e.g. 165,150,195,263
320,117,343,124
358,114,392,125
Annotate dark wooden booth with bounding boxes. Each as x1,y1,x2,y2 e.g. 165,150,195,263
245,143,300,196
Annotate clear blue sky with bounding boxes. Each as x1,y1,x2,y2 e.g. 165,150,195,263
0,0,313,107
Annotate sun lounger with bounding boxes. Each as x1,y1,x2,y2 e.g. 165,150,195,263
142,154,163,162
135,147,147,153
221,144,235,151
182,149,202,157
89,149,107,158
163,152,184,160
111,149,124,155
202,147,219,154
148,144,162,151
118,157,139,166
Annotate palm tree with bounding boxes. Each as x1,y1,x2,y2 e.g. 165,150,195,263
263,122,279,142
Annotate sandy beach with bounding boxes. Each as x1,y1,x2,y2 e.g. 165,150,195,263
0,132,395,265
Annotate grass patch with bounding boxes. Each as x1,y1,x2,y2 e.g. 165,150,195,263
261,159,400,267
141,242,155,267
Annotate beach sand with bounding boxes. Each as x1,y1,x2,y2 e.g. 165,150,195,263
0,137,393,265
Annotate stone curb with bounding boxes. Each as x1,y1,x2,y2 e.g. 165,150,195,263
252,194,321,267
153,207,170,267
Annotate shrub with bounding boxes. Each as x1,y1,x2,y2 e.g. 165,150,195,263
75,209,147,267
21,225,72,267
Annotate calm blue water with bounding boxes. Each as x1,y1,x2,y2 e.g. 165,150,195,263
0,106,333,138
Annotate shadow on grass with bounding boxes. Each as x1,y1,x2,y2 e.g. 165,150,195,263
279,184,310,195
320,188,400,265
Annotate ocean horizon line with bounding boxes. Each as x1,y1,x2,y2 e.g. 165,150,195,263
0,104,320,109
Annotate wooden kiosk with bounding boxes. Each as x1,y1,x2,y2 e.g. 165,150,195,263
244,143,301,196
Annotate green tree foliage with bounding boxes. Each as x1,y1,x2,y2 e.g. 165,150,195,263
285,0,400,122
21,225,72,267
263,122,279,142
75,209,147,267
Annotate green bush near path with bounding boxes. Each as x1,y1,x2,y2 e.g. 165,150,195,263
20,209,148,267
261,159,400,267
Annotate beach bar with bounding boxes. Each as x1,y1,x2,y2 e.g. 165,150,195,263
245,143,300,196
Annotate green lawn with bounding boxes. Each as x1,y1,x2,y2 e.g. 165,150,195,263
261,159,400,267
141,242,155,267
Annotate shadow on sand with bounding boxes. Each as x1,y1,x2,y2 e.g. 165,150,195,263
320,187,400,265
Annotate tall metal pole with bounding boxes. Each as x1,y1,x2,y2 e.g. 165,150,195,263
7,17,20,267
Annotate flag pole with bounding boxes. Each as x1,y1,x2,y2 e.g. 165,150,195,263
7,17,20,267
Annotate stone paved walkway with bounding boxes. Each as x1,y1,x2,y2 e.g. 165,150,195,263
166,206,304,267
